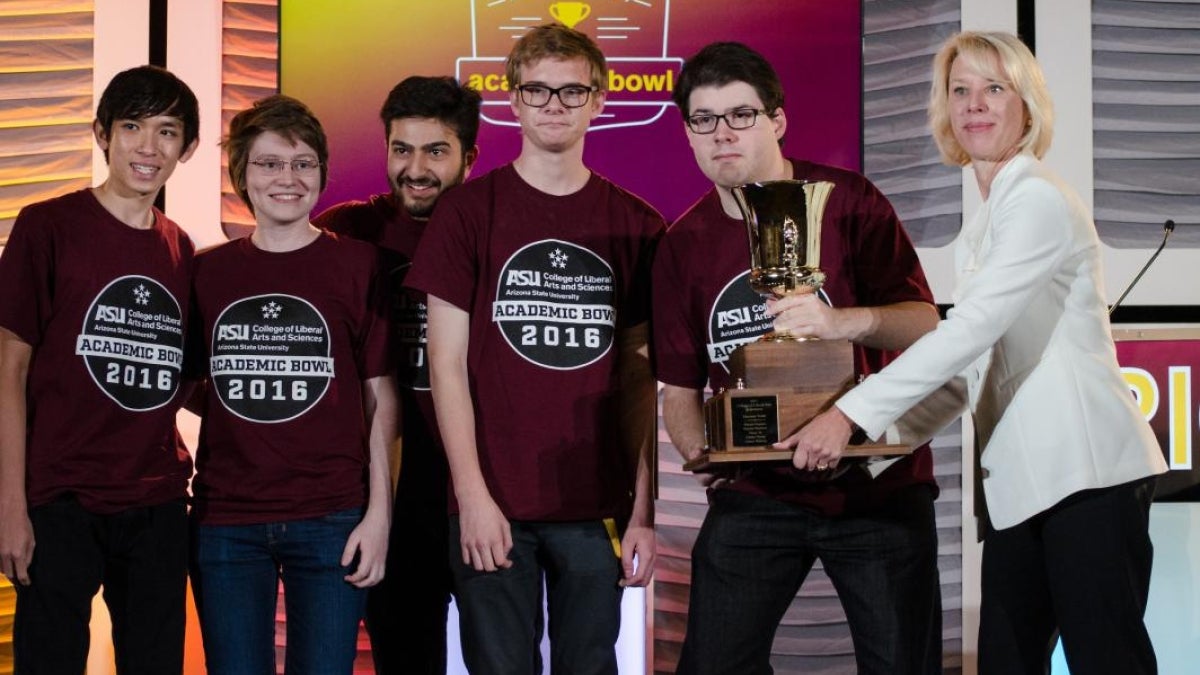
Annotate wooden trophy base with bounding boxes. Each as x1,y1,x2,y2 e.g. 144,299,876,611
682,443,911,472
693,339,910,471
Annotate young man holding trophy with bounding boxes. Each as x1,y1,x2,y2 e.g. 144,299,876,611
407,23,661,675
652,42,943,674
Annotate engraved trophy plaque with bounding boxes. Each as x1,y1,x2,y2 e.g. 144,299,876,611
687,180,911,471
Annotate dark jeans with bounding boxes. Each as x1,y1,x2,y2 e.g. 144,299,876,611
448,517,624,675
365,496,451,675
13,495,188,674
189,507,368,675
677,485,942,675
979,476,1157,675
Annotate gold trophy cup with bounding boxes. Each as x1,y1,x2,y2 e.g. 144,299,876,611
687,180,910,471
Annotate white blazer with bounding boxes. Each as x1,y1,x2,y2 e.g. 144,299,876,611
838,153,1166,530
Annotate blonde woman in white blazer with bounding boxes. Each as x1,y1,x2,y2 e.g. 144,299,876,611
771,32,1167,675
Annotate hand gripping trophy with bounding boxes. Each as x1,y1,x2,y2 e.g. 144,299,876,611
689,180,909,470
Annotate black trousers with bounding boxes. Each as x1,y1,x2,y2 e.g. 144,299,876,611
13,496,188,674
677,485,942,675
979,475,1158,675
365,495,451,675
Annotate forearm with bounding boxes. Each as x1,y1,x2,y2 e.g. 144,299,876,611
363,375,398,520
618,323,656,527
662,385,706,463
432,368,487,501
841,301,938,351
629,442,655,526
426,297,490,504
0,331,31,510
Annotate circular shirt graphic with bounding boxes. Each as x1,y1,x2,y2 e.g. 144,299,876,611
210,294,333,423
493,239,616,370
76,275,184,411
390,263,430,391
707,271,833,373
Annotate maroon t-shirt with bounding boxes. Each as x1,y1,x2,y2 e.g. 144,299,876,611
314,194,444,504
0,189,193,513
652,159,937,516
189,232,391,525
406,164,664,521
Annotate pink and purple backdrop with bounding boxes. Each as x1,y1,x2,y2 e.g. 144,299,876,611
279,0,862,222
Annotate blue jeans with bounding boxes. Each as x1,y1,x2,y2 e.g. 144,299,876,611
189,508,367,675
677,485,942,675
448,518,624,675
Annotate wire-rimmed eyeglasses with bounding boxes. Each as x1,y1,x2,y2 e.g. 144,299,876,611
247,158,321,175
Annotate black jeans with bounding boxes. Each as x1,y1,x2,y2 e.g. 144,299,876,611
677,485,942,675
365,495,451,675
14,495,188,674
979,475,1157,675
448,517,624,675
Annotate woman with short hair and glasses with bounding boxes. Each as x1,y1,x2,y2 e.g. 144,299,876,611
187,94,397,674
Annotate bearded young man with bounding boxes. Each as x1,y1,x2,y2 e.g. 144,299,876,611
314,75,481,674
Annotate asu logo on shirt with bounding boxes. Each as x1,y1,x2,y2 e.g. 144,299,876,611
76,274,185,411
492,238,616,370
707,270,832,372
209,294,334,423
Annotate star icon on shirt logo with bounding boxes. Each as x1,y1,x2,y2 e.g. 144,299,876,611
261,301,282,319
549,248,569,269
132,284,151,306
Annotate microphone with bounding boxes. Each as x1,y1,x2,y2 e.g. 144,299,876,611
1108,219,1175,316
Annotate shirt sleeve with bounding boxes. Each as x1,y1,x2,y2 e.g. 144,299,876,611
650,231,709,390
838,174,1074,439
0,204,55,346
621,208,665,330
405,191,478,312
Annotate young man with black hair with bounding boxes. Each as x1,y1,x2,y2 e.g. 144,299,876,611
314,75,482,674
0,64,199,672
653,42,944,674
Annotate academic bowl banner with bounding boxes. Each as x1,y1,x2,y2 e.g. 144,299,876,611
279,0,863,222
1117,331,1200,501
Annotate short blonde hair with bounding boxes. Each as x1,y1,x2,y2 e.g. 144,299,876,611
505,23,607,91
928,31,1054,166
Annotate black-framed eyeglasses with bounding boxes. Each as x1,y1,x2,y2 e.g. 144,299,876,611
516,84,599,109
685,108,773,134
247,158,321,175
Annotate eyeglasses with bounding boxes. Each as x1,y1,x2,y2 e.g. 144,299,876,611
247,158,321,175
685,108,773,134
516,84,598,109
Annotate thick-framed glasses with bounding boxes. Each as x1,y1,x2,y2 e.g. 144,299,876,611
685,108,772,134
247,158,321,175
517,84,598,109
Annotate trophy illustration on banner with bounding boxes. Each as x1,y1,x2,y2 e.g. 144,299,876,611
549,2,591,29
456,0,680,131
687,180,911,471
